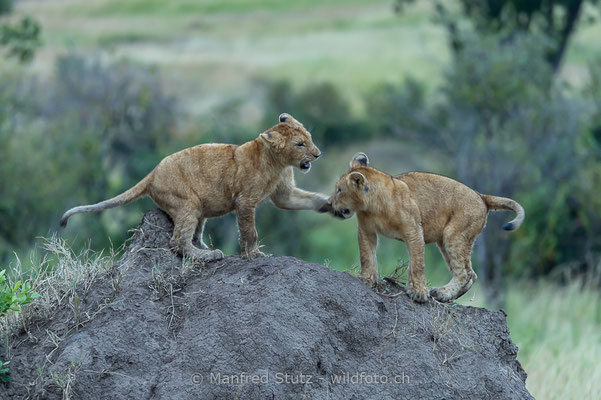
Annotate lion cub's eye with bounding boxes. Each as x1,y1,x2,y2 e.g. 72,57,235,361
337,188,342,194
296,142,305,147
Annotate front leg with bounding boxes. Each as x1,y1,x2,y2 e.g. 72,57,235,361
358,226,378,286
235,204,265,259
270,167,331,212
405,228,429,303
271,188,330,211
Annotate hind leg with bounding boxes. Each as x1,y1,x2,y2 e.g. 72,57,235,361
170,207,223,263
193,218,209,249
455,255,477,299
437,243,478,299
431,224,475,302
431,244,469,302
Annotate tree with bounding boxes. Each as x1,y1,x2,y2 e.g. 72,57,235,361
0,0,41,63
395,0,600,72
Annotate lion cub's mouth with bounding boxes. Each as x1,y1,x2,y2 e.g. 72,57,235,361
333,208,352,219
300,161,312,173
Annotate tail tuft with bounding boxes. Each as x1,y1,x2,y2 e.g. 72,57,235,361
60,215,68,228
481,194,525,231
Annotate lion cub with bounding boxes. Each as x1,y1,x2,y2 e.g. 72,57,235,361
61,113,331,261
328,153,524,303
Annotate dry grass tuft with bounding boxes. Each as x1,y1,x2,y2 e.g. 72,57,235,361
1,235,120,359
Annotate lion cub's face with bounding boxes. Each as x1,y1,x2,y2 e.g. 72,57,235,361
329,153,371,219
260,113,321,173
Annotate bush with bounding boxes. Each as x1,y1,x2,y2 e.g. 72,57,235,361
1,268,38,382
366,77,432,142
0,17,41,62
0,54,178,262
262,81,369,146
0,269,38,317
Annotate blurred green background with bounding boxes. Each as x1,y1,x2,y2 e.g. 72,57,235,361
1,0,601,397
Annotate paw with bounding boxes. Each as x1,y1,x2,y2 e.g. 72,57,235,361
204,249,224,262
454,276,476,299
243,248,268,260
315,195,333,213
429,286,453,303
185,248,224,264
405,284,429,303
361,274,378,288
317,202,333,213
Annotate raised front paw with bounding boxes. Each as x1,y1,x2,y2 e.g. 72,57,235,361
315,195,333,213
405,283,429,303
317,201,333,213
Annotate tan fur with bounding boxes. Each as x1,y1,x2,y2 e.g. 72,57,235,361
328,153,525,303
61,113,331,262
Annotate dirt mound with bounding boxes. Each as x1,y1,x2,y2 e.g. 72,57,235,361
2,209,532,399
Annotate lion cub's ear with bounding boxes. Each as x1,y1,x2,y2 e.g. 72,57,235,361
279,113,292,122
260,131,281,144
348,171,369,193
349,152,369,168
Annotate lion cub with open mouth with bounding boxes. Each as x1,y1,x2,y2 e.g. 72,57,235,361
61,113,331,262
328,153,524,303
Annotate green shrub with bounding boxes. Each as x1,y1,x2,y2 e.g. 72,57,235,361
0,269,38,316
0,17,41,62
0,360,8,382
366,77,430,142
0,54,178,262
0,269,39,382
262,80,369,146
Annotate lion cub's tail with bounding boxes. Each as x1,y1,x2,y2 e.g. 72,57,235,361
480,194,525,231
60,173,152,228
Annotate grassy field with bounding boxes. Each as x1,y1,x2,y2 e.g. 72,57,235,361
449,274,601,399
8,0,447,114
504,277,601,399
8,0,601,115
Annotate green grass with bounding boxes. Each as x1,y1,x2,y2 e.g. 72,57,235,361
503,277,601,399
12,0,448,113
450,271,601,400
75,0,381,17
10,0,601,115
453,273,601,400
96,32,165,46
